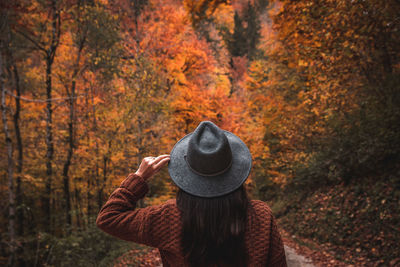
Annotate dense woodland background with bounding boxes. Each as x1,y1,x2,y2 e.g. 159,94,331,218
1,0,399,266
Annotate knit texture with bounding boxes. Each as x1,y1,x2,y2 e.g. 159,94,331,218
96,173,287,266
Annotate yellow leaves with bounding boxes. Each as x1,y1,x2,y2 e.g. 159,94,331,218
98,0,109,6
183,0,226,25
279,4,285,13
22,174,44,189
214,73,231,96
212,3,234,32
268,170,287,185
175,72,187,85
110,152,124,163
298,59,308,66
311,107,320,116
93,96,104,104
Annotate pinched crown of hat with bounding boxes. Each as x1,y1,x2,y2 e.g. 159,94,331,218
185,122,232,176
168,121,252,198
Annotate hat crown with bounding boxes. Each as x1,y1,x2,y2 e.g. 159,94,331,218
186,121,232,176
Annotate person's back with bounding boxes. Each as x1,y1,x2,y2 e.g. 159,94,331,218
96,121,287,266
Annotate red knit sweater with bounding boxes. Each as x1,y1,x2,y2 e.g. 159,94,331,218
96,173,287,266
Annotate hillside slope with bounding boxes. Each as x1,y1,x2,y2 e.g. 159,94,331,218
270,175,400,266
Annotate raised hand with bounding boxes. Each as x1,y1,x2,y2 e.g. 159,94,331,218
134,155,170,181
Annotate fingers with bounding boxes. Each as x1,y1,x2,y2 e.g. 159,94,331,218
154,156,170,171
152,154,170,164
143,155,168,165
144,156,156,163
138,155,170,180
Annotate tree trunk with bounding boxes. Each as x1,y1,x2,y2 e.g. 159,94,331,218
12,60,23,237
43,0,60,231
3,13,24,238
96,153,102,209
74,182,82,228
62,52,80,228
87,175,91,222
137,114,144,207
91,86,102,211
62,0,87,229
9,41,26,267
1,43,16,267
44,56,54,230
84,86,92,224
98,152,109,209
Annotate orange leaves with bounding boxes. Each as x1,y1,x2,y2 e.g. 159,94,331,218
123,0,229,139
183,0,227,26
298,59,308,67
231,56,248,82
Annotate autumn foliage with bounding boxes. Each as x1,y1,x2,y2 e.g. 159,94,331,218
1,0,399,266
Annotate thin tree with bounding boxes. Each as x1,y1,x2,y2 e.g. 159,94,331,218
0,11,16,265
2,2,25,239
17,0,61,229
62,1,87,228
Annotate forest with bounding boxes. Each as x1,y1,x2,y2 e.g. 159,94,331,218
1,0,399,266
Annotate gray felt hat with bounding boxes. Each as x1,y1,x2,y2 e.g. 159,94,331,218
168,121,252,198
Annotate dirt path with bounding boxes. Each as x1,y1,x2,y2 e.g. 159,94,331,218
280,229,350,267
114,246,316,267
285,245,315,267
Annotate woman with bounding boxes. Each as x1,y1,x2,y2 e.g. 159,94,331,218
96,121,287,266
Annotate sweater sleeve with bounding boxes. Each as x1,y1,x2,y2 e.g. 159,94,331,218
96,173,170,248
266,215,287,267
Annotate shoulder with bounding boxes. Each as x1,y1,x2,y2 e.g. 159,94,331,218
249,200,274,221
146,199,179,217
162,199,178,213
139,199,180,235
156,199,176,207
250,199,273,213
161,199,178,210
146,199,177,210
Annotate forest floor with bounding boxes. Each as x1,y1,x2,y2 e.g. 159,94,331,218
280,229,348,267
273,176,400,267
113,245,317,267
112,228,347,267
113,243,318,267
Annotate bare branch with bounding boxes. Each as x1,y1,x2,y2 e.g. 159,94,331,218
5,90,86,103
14,30,47,54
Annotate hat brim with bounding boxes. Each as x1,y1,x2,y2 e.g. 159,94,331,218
168,130,252,198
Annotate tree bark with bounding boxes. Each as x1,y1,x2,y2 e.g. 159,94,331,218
62,37,84,228
74,183,82,228
84,87,91,223
1,38,16,267
3,12,24,238
137,114,144,207
44,56,54,228
12,58,23,237
98,154,108,209
43,0,60,231
91,86,102,211
62,0,88,229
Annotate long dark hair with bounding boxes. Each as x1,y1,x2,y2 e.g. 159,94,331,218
176,186,249,267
